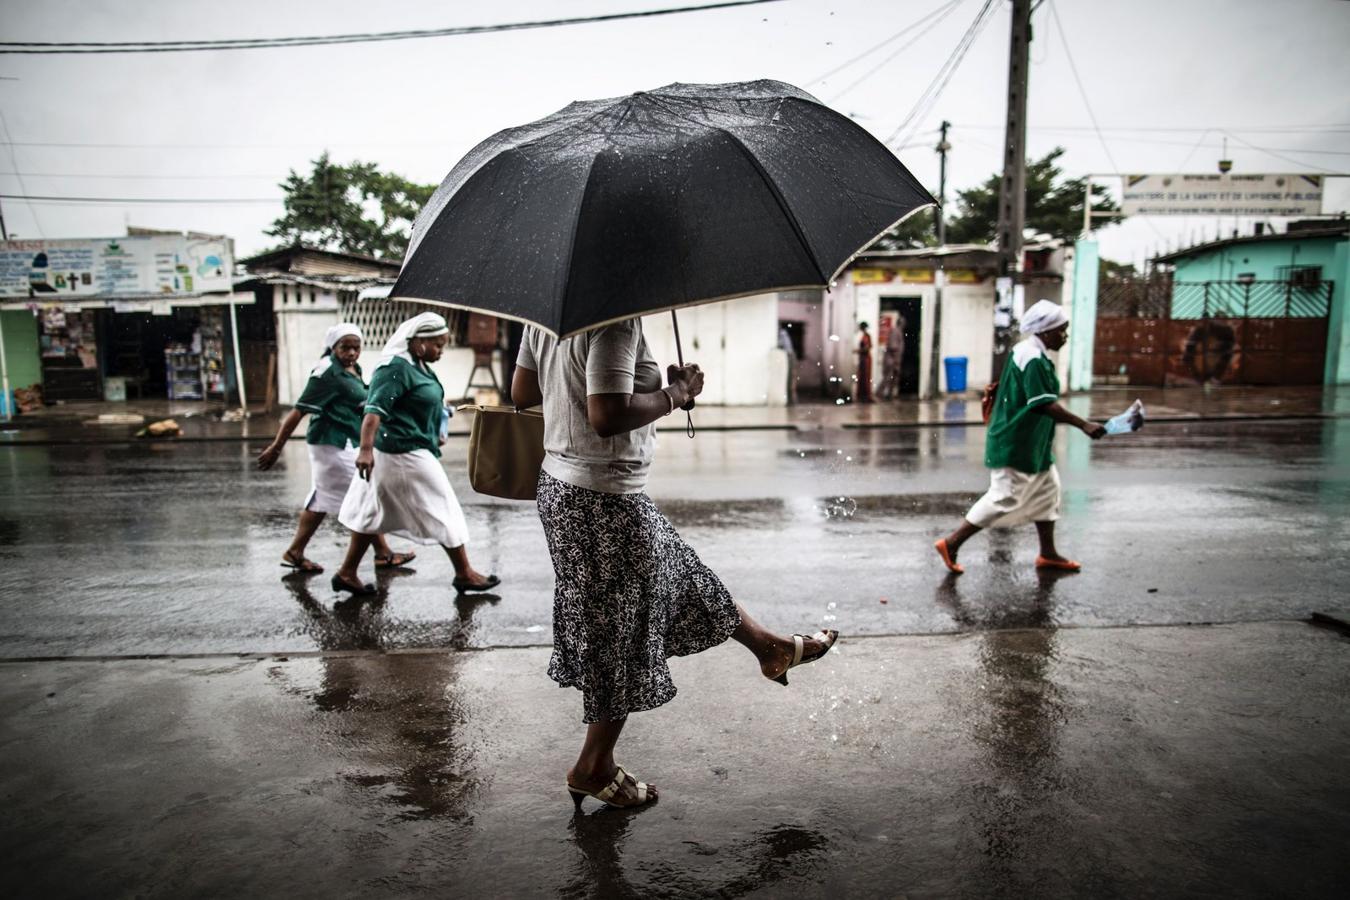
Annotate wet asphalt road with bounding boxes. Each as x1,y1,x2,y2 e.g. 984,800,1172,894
1,419,1347,658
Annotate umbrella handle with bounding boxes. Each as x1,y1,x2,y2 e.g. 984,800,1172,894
670,310,696,412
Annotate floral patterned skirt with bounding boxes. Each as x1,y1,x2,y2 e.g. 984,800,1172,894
536,469,742,723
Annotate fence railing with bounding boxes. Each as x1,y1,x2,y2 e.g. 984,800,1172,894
1098,278,1333,320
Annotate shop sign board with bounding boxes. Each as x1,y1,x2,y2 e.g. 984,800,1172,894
0,235,233,299
1121,174,1323,217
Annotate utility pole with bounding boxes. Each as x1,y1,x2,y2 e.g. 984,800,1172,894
927,121,950,399
993,0,1032,378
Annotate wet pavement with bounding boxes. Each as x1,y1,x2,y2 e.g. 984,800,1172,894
3,406,1350,897
2,623,1348,897
0,418,1347,657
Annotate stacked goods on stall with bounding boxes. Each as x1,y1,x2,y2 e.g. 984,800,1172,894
165,334,203,400
198,309,226,399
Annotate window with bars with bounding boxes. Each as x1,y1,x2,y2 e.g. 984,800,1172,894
337,292,468,348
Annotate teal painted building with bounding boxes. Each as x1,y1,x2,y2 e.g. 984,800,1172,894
1154,219,1350,385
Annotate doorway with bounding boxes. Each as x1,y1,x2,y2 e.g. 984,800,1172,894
879,296,922,397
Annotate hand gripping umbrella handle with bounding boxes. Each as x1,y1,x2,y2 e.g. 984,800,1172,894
670,310,696,439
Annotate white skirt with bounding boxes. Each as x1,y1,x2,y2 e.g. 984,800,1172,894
966,465,1061,528
304,443,358,515
338,448,470,548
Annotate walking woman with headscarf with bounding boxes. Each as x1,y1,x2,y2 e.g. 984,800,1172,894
334,312,499,596
512,318,838,810
257,323,415,573
934,300,1106,575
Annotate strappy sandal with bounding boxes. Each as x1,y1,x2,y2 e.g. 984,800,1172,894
374,551,417,569
768,629,840,686
567,765,656,810
280,551,323,573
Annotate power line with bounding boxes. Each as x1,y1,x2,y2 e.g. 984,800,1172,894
805,0,961,86
0,193,280,205
956,123,1350,134
0,171,284,180
1222,132,1343,175
0,106,41,237
884,0,999,146
0,1,781,54
826,0,966,104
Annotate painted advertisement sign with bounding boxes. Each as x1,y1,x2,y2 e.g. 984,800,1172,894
1121,173,1323,217
0,235,233,298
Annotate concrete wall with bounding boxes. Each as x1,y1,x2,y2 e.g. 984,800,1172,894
274,284,341,405
1068,240,1099,391
1324,242,1350,385
1,309,42,391
1172,236,1342,282
640,292,780,405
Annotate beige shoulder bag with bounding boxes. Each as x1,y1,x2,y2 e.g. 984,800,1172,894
459,404,546,501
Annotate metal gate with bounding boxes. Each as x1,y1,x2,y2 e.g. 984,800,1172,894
1093,278,1333,386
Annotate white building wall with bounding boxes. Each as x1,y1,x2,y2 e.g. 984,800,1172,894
639,292,779,405
274,285,340,405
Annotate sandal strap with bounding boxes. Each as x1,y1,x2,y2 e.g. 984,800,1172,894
791,634,805,667
595,766,628,803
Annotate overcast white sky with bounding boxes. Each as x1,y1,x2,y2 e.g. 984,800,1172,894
1,0,1347,269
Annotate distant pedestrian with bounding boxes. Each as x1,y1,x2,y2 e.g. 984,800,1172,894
934,300,1106,574
256,323,415,574
855,321,873,402
879,314,906,399
333,312,499,596
511,318,838,810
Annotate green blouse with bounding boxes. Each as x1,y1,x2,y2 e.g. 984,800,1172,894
364,356,445,457
294,357,366,448
984,343,1059,474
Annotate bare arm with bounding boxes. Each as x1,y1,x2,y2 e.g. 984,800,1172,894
354,413,381,480
511,366,543,409
256,408,306,469
1036,401,1106,439
587,364,702,439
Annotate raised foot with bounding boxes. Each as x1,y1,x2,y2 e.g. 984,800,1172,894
764,629,840,686
934,539,964,574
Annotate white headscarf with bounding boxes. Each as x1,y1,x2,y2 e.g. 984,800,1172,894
1018,299,1069,336
375,311,449,370
310,323,363,376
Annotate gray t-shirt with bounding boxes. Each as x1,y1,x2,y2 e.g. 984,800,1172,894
516,319,662,494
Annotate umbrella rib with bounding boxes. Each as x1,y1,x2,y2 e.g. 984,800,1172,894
555,152,604,337
711,126,829,284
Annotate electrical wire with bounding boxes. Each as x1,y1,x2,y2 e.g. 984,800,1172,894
884,0,999,146
1221,131,1343,175
806,0,962,86
827,0,967,104
0,193,280,205
0,1,781,54
0,105,42,236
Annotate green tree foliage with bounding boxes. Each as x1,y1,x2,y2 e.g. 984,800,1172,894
267,152,436,259
944,147,1120,245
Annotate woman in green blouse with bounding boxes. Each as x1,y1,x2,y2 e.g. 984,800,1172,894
257,324,414,573
335,313,499,596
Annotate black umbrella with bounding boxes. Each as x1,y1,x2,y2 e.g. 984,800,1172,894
390,79,935,339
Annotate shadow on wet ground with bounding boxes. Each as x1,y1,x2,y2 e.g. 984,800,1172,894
2,622,1347,897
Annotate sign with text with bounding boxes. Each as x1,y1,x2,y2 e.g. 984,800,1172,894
1121,173,1323,217
0,235,233,299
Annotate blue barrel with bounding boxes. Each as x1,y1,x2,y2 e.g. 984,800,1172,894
943,356,968,393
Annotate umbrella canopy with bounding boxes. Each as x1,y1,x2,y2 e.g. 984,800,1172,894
391,79,935,339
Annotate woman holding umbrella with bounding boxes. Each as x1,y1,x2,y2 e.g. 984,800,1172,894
256,323,414,573
333,312,499,596
512,320,838,810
